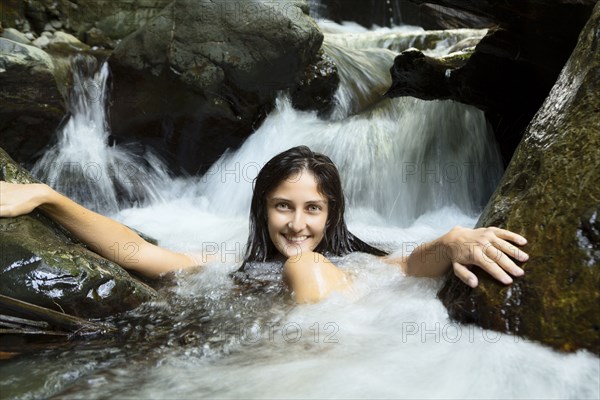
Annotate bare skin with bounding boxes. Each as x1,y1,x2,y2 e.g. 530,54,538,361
281,226,528,303
0,181,204,277
283,251,349,303
390,226,528,288
0,180,529,302
260,170,529,303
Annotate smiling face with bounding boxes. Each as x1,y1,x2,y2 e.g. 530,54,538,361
266,169,328,259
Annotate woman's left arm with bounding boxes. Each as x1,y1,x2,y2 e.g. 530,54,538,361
388,226,529,288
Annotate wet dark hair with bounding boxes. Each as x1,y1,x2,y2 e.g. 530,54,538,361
240,145,388,270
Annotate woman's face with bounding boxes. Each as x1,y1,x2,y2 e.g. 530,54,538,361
266,169,328,259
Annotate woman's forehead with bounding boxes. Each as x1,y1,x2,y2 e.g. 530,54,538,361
269,170,326,200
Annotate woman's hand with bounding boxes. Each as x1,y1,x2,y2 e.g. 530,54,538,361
400,225,529,288
443,226,529,288
0,181,50,218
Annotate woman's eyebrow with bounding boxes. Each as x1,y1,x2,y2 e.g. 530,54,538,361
269,197,326,205
305,200,327,206
269,197,290,202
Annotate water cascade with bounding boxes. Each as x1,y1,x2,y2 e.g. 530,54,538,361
31,56,172,214
2,21,598,400
200,28,502,229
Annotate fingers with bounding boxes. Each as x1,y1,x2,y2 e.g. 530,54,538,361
454,249,513,287
488,236,529,263
481,228,529,279
474,247,514,284
487,227,527,246
481,241,525,278
453,226,530,288
453,262,478,288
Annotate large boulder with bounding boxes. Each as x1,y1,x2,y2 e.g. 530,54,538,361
0,148,157,318
437,3,600,356
108,0,324,174
0,38,66,167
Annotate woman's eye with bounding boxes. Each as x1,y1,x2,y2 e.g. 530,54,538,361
307,205,321,212
276,203,290,210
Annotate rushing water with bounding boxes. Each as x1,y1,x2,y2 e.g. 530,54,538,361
1,21,598,400
31,56,172,214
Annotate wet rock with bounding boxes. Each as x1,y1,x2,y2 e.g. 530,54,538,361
1,0,171,45
0,148,157,318
385,0,596,164
386,47,472,101
43,22,56,33
84,27,116,49
1,28,32,45
316,0,404,28
0,38,65,167
437,3,600,356
291,49,339,116
0,1,27,32
32,34,50,48
108,0,323,174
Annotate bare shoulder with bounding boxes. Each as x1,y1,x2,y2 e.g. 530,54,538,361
283,251,349,303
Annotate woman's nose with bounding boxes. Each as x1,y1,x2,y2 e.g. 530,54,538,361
287,212,306,232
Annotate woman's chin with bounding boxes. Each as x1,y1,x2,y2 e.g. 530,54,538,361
279,243,312,260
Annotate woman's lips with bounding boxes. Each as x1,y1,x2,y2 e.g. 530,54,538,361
283,234,309,244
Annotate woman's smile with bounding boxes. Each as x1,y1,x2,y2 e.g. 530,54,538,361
283,235,309,243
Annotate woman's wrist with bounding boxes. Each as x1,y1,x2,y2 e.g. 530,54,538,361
437,226,465,268
37,183,59,211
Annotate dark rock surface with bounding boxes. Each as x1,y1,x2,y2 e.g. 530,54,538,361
108,0,324,174
0,148,157,318
314,0,405,28
0,38,66,167
385,47,472,101
1,0,172,48
291,48,339,116
437,3,600,356
386,0,596,164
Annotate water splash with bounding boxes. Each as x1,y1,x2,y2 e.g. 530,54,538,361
199,96,502,228
6,20,595,400
31,55,171,214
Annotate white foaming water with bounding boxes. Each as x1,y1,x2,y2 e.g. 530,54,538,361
31,56,172,214
198,97,501,227
13,21,598,400
90,261,600,400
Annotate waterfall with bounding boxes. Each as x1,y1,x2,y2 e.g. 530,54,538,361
6,20,598,400
199,29,503,229
31,55,171,214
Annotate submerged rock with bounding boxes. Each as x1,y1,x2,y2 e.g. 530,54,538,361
437,3,600,356
108,0,324,174
0,148,157,318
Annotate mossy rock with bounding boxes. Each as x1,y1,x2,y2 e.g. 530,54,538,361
438,3,600,356
0,147,157,318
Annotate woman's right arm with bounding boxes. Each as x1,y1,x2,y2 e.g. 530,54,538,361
0,181,202,278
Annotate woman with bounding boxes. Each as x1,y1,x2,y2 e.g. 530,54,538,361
0,146,529,302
